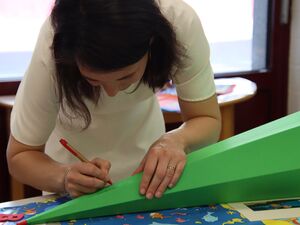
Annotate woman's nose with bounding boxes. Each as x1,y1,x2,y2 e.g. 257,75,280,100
102,84,119,97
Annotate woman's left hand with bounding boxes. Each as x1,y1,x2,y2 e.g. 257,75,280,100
132,133,187,199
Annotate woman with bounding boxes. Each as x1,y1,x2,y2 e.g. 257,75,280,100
7,0,221,199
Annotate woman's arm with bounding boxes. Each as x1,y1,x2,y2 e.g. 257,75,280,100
7,134,67,193
7,135,111,197
173,93,221,152
133,94,221,199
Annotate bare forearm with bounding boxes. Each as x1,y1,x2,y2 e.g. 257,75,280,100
168,116,221,153
7,135,112,198
8,149,66,193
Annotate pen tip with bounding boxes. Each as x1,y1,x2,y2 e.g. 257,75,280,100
17,220,27,225
59,138,67,145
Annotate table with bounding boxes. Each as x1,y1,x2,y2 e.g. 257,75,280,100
1,194,300,224
158,77,257,140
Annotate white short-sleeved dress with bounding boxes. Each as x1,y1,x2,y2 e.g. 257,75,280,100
10,0,216,182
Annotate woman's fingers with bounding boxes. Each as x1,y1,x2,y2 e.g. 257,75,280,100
139,153,159,196
91,157,111,175
169,160,185,188
139,138,187,199
90,158,112,183
153,162,177,198
66,177,104,194
143,155,170,199
131,157,146,176
67,167,106,188
68,190,85,198
64,159,111,197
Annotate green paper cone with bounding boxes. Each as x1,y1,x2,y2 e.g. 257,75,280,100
23,112,300,224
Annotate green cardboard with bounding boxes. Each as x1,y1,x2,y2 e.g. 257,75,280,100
23,112,300,224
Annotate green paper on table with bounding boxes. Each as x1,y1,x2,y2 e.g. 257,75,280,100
21,112,300,225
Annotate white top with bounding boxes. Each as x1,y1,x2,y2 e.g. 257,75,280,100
11,0,215,182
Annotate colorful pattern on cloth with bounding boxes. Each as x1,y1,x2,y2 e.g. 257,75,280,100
157,84,236,112
1,196,300,225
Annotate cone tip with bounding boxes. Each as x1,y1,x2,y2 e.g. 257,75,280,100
17,220,27,225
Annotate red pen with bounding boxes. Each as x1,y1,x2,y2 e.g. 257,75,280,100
59,138,113,185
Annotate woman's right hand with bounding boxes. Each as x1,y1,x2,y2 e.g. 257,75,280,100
64,157,111,198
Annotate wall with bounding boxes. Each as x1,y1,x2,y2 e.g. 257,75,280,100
288,0,300,113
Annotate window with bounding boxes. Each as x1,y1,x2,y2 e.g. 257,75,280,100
184,0,269,74
0,0,53,81
0,0,270,81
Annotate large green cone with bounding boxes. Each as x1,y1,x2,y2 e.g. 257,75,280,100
25,112,300,224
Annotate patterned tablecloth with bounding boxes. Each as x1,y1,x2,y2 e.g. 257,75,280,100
1,195,300,225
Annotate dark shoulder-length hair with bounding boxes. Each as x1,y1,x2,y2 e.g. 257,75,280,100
51,0,185,128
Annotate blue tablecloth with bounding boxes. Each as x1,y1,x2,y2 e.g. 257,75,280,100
0,195,265,225
2,196,300,224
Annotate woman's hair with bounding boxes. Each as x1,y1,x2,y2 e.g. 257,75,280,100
51,0,185,128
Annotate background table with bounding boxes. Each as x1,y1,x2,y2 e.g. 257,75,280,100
158,77,257,140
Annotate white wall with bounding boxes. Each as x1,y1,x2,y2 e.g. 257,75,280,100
288,0,300,113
